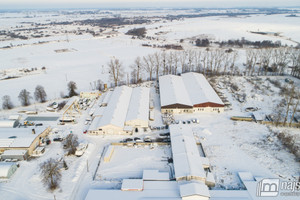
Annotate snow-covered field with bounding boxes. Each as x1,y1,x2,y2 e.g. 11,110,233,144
0,8,300,200
1,9,300,107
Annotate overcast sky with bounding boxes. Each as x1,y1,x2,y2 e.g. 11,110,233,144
0,0,299,9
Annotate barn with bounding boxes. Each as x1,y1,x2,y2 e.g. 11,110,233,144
125,87,150,129
0,162,18,179
159,72,224,114
159,74,193,114
181,72,224,113
88,86,133,135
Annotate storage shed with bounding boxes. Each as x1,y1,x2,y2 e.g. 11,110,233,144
0,162,18,179
0,120,19,128
1,150,28,161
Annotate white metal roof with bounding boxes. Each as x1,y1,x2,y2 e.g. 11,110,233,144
102,90,113,105
97,86,133,129
88,116,102,131
170,125,206,180
181,72,224,106
179,182,210,198
159,73,223,108
93,106,106,117
159,75,192,108
125,87,150,123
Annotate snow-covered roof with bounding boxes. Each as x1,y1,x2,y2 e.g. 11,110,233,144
179,182,210,198
125,87,150,123
170,125,206,180
181,72,224,106
0,120,17,128
0,162,17,178
159,75,193,108
1,149,27,156
97,86,133,129
0,128,46,148
143,170,169,181
102,90,113,105
159,73,223,108
121,179,144,191
88,116,102,131
8,115,20,120
85,181,181,200
93,106,106,117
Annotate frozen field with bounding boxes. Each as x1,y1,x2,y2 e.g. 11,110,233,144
1,10,300,107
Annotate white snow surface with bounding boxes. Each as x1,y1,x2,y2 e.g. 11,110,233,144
125,87,150,123
181,72,224,106
97,86,132,129
159,74,193,108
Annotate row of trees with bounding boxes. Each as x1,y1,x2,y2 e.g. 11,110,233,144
2,85,47,109
2,81,78,110
273,84,300,127
107,47,300,86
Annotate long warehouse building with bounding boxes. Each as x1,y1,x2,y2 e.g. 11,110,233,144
88,86,150,135
159,72,224,114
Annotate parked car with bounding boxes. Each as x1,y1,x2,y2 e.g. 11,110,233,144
53,137,63,142
83,130,87,134
75,143,88,157
144,138,152,143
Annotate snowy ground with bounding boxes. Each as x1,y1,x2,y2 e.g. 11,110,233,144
97,145,171,181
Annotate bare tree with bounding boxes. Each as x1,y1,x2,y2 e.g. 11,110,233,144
40,158,61,190
143,55,155,81
67,81,78,97
282,84,295,126
179,51,187,73
2,95,14,109
173,51,179,75
34,85,47,103
63,133,79,155
96,79,103,91
289,90,300,127
130,56,143,84
18,89,32,106
153,52,161,80
107,57,124,87
272,104,285,127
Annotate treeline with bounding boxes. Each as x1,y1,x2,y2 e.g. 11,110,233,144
1,81,79,110
218,39,282,48
106,47,300,87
